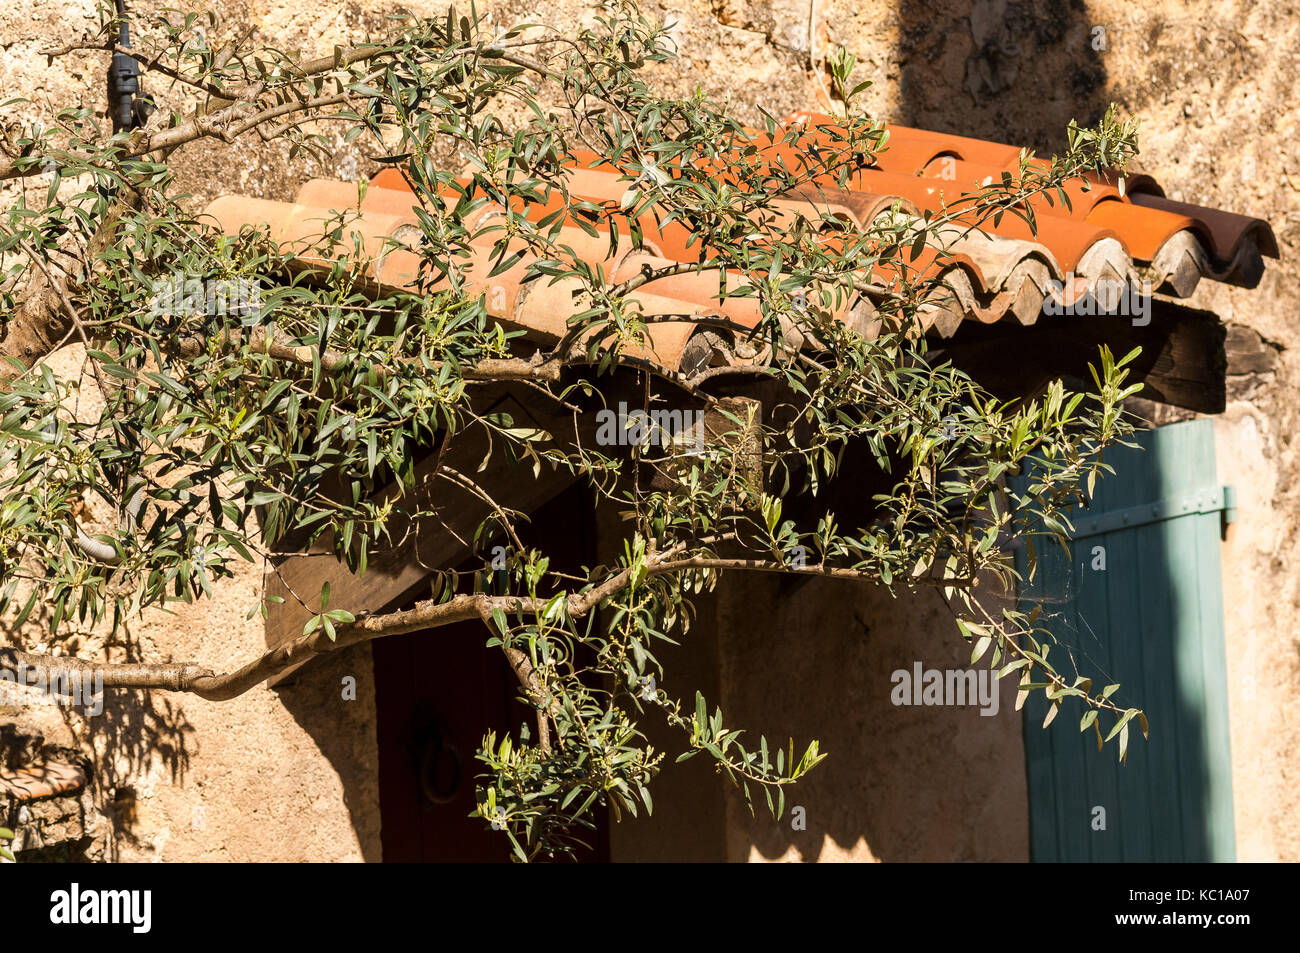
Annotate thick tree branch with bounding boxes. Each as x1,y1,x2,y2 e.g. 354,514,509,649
0,540,974,703
0,551,648,700
500,644,554,754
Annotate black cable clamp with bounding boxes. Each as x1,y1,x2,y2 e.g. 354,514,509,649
106,0,155,133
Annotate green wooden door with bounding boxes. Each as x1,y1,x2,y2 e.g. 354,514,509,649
1016,418,1236,862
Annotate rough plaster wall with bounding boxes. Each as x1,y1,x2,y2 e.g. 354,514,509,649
1,345,383,863
1214,406,1296,863
713,576,1028,862
2,0,1298,861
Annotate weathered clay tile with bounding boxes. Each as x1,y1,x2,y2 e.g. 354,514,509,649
202,112,1277,367
0,762,86,802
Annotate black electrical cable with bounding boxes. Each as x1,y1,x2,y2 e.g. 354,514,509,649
106,0,154,133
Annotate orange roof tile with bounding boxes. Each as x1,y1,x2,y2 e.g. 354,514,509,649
201,113,1277,371
0,762,86,802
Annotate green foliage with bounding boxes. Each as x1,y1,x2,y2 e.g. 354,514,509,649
0,0,1144,858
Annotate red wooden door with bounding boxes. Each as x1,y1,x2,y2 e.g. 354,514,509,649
373,484,607,862
373,614,520,862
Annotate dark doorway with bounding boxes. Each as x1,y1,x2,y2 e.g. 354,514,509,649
373,483,608,862
373,614,517,862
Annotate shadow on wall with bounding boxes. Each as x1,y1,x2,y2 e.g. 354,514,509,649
72,631,381,862
717,424,1235,863
602,584,730,863
274,644,384,862
717,575,1030,862
894,0,1108,149
57,625,195,862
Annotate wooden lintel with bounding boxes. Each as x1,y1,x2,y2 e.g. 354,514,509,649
933,301,1227,415
262,389,592,686
259,371,742,688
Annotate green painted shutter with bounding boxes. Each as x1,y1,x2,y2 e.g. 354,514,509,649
1016,418,1236,862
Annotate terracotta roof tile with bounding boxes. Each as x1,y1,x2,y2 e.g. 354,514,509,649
0,762,86,802
201,113,1277,370
786,111,1275,289
1084,200,1198,262
1130,192,1279,279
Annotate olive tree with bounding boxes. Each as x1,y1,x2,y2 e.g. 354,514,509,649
0,0,1145,860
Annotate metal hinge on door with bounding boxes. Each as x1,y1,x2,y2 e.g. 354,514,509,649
1068,485,1236,540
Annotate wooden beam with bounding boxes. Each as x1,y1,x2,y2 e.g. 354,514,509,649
932,301,1227,415
260,372,761,688
262,389,590,686
647,395,764,500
